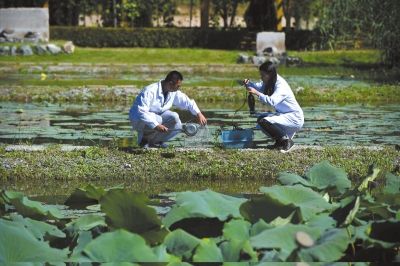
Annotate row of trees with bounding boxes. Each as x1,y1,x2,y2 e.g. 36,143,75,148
0,0,320,31
1,0,398,66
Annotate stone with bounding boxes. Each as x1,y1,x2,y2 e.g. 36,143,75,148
33,44,48,55
0,46,10,55
63,41,75,54
18,45,33,56
46,44,62,54
10,46,17,55
237,53,250,64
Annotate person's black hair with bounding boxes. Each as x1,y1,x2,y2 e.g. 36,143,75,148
165,70,183,82
259,61,277,96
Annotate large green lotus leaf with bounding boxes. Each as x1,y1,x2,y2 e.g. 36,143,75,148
383,173,400,194
331,196,360,227
220,240,257,262
240,195,298,224
193,238,223,262
306,213,336,232
164,229,200,259
298,228,350,262
259,185,333,222
0,219,69,263
152,244,181,263
82,229,158,262
278,172,312,187
250,224,321,261
100,189,165,244
69,230,93,262
163,189,246,228
2,191,63,220
223,219,251,241
250,219,273,236
9,213,65,240
65,214,106,235
64,184,107,208
305,161,351,195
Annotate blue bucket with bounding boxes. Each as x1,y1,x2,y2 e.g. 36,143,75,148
221,128,254,148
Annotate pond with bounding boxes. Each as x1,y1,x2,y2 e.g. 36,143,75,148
0,101,399,147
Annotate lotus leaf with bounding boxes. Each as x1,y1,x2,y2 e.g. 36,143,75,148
0,219,69,263
65,214,106,234
9,213,65,240
223,219,251,241
220,239,257,262
298,228,350,262
331,196,360,227
240,195,298,224
82,229,158,262
250,224,321,261
259,185,333,222
306,213,337,232
2,191,63,220
278,172,312,187
100,189,166,245
163,189,246,228
69,230,93,262
164,229,201,259
250,219,273,236
383,173,400,194
64,184,125,208
305,161,351,195
193,238,224,262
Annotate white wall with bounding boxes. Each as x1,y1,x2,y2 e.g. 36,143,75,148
0,8,49,41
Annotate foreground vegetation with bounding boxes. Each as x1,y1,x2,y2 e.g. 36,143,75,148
1,161,399,263
1,145,398,196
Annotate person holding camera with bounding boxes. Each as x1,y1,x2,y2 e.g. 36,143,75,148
242,61,304,152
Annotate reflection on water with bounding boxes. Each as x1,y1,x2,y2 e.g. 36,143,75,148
0,101,399,147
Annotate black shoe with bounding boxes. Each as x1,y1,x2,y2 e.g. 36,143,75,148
266,140,281,150
280,139,294,153
139,138,148,148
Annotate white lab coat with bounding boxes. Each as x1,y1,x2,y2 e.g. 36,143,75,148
129,80,200,129
249,74,304,138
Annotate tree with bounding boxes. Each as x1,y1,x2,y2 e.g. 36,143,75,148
317,0,400,67
244,0,277,31
210,0,245,28
200,0,210,28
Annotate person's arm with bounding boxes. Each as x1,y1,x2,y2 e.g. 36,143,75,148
136,90,160,129
173,91,207,126
244,79,287,107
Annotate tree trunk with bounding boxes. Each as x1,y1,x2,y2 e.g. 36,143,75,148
200,0,210,29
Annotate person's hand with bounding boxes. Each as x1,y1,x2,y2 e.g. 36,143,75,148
155,124,168,132
247,87,259,96
197,112,207,126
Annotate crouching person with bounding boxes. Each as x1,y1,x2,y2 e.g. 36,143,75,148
242,62,304,152
129,70,207,148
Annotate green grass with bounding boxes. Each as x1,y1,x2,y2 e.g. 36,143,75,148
0,47,241,64
1,145,398,196
0,45,383,65
288,49,382,65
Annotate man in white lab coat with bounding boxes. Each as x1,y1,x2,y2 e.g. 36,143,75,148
129,71,207,148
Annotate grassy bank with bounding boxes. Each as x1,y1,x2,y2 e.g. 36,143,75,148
1,145,398,196
0,46,382,65
0,83,398,104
